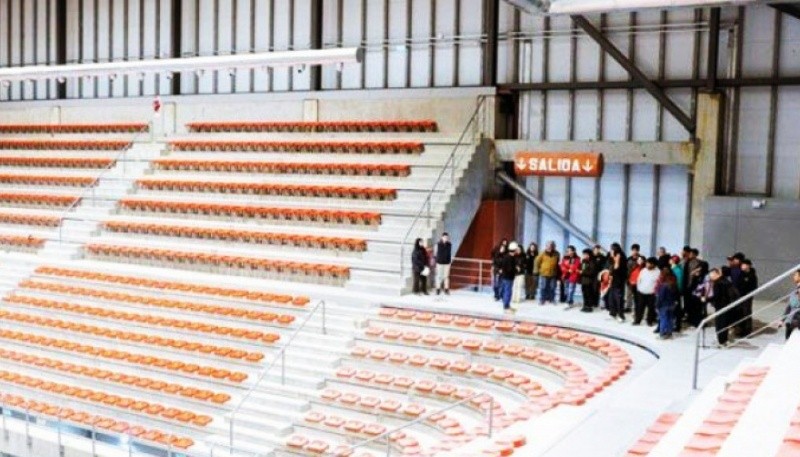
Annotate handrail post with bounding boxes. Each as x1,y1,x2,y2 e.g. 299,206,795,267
488,397,495,438
229,417,235,456
281,350,286,385
692,328,702,389
478,261,483,292
322,300,327,335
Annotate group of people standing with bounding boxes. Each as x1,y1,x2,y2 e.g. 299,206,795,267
410,234,452,296
490,240,768,342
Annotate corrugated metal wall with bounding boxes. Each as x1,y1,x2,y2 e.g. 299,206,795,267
0,1,798,242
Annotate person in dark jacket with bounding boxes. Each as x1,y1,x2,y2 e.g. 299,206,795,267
656,246,671,271
498,242,521,312
411,238,429,295
782,269,800,340
492,239,508,301
626,244,643,312
592,244,608,308
684,248,709,327
579,249,599,312
607,243,628,322
434,233,452,295
736,259,758,336
656,268,680,339
524,243,539,300
705,268,740,346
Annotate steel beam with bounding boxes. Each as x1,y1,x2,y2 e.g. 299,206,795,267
309,0,322,91
571,15,695,134
497,76,800,92
170,0,182,94
482,0,499,86
497,171,598,249
706,8,720,91
55,0,67,99
771,2,800,21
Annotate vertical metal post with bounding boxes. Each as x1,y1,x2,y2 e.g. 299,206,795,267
488,397,495,438
693,330,701,389
1,400,6,441
91,424,96,456
57,412,64,457
478,261,483,291
385,435,391,456
321,301,327,335
229,418,234,457
280,350,286,385
25,406,31,447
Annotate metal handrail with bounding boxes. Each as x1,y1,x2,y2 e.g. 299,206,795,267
399,95,487,279
56,123,151,242
707,289,797,344
340,392,494,456
229,299,328,455
692,262,800,389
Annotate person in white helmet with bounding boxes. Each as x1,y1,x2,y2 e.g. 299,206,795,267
498,241,521,313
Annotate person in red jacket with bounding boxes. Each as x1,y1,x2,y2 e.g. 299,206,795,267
560,245,581,307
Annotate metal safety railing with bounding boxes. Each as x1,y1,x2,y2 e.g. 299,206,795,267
691,262,800,389
56,122,152,243
449,257,494,293
229,299,327,455
341,392,494,456
398,95,488,280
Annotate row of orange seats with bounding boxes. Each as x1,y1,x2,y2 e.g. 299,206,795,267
152,159,411,177
0,140,130,150
0,234,46,249
169,140,424,154
19,279,297,326
34,265,310,307
0,174,95,187
6,294,282,345
319,388,427,419
625,413,681,456
186,120,437,133
117,198,383,226
102,220,368,251
0,123,148,134
0,370,213,427
778,405,800,456
0,192,80,208
0,326,255,380
0,393,194,450
284,434,371,457
136,179,397,200
0,157,114,168
85,243,351,281
0,211,61,227
0,348,231,405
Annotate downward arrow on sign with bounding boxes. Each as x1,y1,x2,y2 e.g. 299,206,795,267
581,160,594,172
516,158,527,170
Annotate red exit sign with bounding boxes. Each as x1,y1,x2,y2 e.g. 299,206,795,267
514,152,604,178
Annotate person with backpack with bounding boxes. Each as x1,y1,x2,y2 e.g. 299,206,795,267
705,268,740,346
656,268,680,339
559,245,581,307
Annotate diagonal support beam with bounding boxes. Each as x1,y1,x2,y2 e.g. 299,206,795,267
771,2,800,22
571,15,696,134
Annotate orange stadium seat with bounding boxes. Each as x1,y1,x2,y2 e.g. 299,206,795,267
0,174,96,187
0,157,114,168
117,198,382,226
151,159,411,177
0,123,148,134
0,192,80,209
0,393,193,450
169,140,424,154
0,234,46,251
136,178,398,200
0,211,61,227
0,140,131,150
185,120,437,133
102,221,368,252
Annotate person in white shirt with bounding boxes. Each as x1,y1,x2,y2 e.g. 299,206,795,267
635,257,661,326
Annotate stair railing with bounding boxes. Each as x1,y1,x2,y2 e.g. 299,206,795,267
399,95,487,280
692,262,800,389
228,299,327,455
56,124,151,243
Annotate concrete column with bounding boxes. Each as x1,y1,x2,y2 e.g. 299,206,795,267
303,99,319,122
691,91,724,249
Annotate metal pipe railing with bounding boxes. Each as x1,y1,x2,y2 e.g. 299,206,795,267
340,392,494,456
692,262,800,389
56,123,151,243
399,95,487,280
228,299,327,455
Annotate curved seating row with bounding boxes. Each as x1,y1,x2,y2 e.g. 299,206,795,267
0,327,257,379
284,434,374,457
319,388,428,420
0,393,194,450
0,123,148,134
34,265,310,307
152,159,411,177
0,174,96,187
136,179,397,200
0,157,114,168
682,367,768,456
117,198,383,226
0,212,61,227
19,279,297,326
102,221,368,252
0,370,212,428
0,192,80,209
0,234,47,250
169,140,424,154
186,120,437,133
0,140,130,150
625,413,681,456
5,294,282,345
0,348,232,406
84,243,351,283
